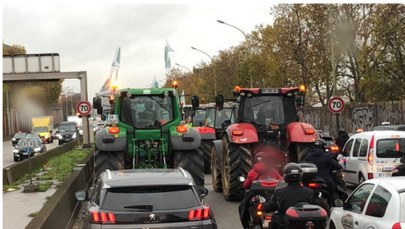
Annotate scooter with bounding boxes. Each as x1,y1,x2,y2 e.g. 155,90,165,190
392,156,405,176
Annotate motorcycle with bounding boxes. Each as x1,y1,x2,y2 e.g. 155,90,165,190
239,177,279,229
392,156,405,176
270,203,328,229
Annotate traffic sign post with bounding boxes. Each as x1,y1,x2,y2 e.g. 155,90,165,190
328,96,345,113
76,101,92,116
76,101,92,148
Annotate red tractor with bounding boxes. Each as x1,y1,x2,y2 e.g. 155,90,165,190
211,85,317,200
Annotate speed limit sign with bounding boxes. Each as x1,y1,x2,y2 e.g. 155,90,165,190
76,101,92,116
328,96,345,113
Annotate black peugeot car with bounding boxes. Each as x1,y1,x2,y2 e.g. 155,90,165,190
75,168,217,229
11,132,27,146
13,137,47,162
58,121,79,145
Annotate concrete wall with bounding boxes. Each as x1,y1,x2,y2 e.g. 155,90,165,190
305,100,405,136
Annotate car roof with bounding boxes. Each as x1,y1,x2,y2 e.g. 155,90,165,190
350,130,405,138
365,177,405,191
101,168,194,188
374,125,405,131
60,121,77,125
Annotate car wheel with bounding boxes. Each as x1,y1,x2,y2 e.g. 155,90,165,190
13,157,19,162
359,173,365,185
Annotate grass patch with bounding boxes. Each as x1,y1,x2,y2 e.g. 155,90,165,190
3,184,21,192
38,181,54,192
28,211,39,217
46,148,91,182
38,174,53,181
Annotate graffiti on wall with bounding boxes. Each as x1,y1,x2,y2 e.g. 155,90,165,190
376,103,402,125
304,110,321,129
351,106,375,132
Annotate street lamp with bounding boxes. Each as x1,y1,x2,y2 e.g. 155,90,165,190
190,46,217,95
175,63,192,72
217,19,253,87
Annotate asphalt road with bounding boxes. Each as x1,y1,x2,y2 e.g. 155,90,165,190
3,139,60,167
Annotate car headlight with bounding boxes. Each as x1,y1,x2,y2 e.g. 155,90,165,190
58,135,63,140
34,147,41,152
13,149,19,153
12,138,16,141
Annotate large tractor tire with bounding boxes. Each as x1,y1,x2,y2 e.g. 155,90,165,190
174,149,204,187
289,143,313,162
201,140,212,174
211,144,222,192
95,150,124,176
222,138,251,201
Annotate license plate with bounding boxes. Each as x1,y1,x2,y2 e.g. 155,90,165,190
263,220,270,228
23,152,29,155
306,221,315,229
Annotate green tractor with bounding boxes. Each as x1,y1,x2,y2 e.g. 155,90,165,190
92,88,204,186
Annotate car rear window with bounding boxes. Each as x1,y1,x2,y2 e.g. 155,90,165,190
102,185,199,211
365,185,392,218
376,138,405,158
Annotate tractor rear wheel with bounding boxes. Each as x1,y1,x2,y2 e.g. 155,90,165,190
201,140,212,174
174,149,204,187
95,150,124,176
211,144,222,192
222,138,251,201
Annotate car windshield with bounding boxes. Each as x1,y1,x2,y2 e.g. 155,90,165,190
242,95,297,125
121,94,174,129
17,138,41,147
102,185,199,211
33,127,48,133
376,138,405,158
60,125,76,132
14,133,26,138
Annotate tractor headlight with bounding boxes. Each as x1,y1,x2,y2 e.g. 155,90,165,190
72,133,77,139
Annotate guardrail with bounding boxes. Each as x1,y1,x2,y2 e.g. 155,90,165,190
25,152,94,229
3,138,83,185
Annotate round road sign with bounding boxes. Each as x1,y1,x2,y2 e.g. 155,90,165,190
328,96,345,113
76,101,92,116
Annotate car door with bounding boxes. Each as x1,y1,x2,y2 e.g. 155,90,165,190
346,138,362,184
359,185,394,228
342,139,354,183
338,183,375,229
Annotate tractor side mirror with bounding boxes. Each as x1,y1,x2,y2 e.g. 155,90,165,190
93,97,103,115
191,96,200,109
215,95,224,110
222,119,231,128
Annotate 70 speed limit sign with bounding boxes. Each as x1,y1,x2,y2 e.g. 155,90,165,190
328,96,345,113
76,101,92,116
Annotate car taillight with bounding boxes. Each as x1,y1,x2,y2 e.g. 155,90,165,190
368,135,374,166
256,203,264,216
264,215,272,220
90,211,116,224
232,129,244,136
368,173,373,179
285,208,299,218
392,223,402,229
308,182,321,188
188,207,210,221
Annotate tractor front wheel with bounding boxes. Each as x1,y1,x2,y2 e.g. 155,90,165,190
211,144,222,192
174,149,204,187
222,139,251,201
95,150,124,176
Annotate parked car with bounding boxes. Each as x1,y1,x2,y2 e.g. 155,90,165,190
11,132,27,146
75,168,217,229
340,131,405,185
328,177,405,229
58,121,79,145
13,137,47,162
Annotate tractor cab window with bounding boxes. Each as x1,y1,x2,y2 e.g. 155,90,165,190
242,95,295,126
215,108,235,128
121,95,174,128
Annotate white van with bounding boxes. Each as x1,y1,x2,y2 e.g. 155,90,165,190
341,131,405,185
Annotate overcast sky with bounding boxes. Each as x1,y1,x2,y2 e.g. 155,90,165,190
3,3,275,98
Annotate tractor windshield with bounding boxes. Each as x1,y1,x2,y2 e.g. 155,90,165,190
121,94,174,128
242,95,297,126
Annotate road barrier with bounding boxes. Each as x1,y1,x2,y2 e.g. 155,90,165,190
25,152,94,229
3,138,83,185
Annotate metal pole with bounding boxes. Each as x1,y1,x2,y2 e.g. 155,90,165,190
329,5,340,133
191,46,216,95
80,71,91,148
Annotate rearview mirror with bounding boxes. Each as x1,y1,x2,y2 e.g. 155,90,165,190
215,95,224,110
191,96,200,109
75,190,88,201
400,157,405,164
334,199,344,208
196,186,209,198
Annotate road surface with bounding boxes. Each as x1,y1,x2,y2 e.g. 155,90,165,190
3,140,60,167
